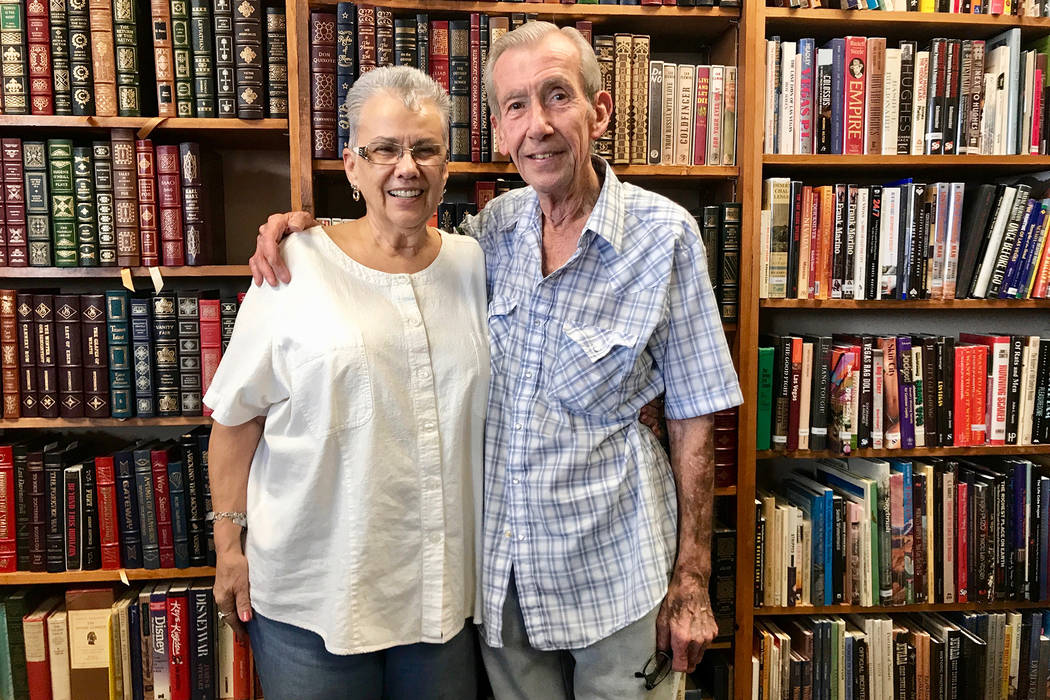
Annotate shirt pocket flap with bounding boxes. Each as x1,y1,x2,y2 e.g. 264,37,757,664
562,323,637,363
487,295,518,319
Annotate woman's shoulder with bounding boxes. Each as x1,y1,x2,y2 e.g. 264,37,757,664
438,227,484,261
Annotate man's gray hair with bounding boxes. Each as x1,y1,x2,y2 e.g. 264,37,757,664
345,65,451,147
483,21,602,117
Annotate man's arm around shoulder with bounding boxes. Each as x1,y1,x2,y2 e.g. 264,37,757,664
249,211,317,287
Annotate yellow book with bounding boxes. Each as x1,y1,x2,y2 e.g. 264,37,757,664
919,0,936,11
108,609,122,700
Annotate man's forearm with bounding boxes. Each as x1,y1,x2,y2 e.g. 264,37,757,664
666,414,715,580
208,418,264,555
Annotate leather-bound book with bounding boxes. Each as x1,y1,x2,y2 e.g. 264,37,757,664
93,457,120,567
334,2,354,154
179,433,206,566
110,129,140,266
87,0,117,115
191,426,213,565
23,141,52,266
190,0,216,116
129,294,155,417
4,589,46,698
112,0,141,115
13,443,30,569
112,448,141,567
167,456,189,568
170,0,194,116
310,10,337,159
630,35,650,165
427,19,448,92
47,139,76,266
357,5,375,75
479,13,489,163
64,463,83,570
150,0,177,116
72,145,99,265
65,588,115,697
54,294,84,418
448,20,469,162
92,141,116,265
155,144,184,266
415,12,427,74
0,290,19,418
149,445,176,568
178,142,208,265
27,445,46,570
219,297,237,353
233,0,263,118
3,138,28,266
22,596,61,697
468,13,480,163
26,0,53,114
199,297,220,418
79,458,100,569
177,290,201,416
393,16,414,66
135,139,160,267
133,444,160,568
48,0,70,113
594,34,615,160
374,6,391,67
212,0,235,117
105,290,133,419
33,293,58,418
80,293,109,418
166,582,191,695
612,34,631,165
66,0,94,115
0,0,29,113
265,5,286,118
152,292,179,416
15,293,37,417
45,443,79,570
0,445,15,570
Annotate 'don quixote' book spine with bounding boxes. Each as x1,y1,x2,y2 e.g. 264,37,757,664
310,9,337,159
233,0,263,118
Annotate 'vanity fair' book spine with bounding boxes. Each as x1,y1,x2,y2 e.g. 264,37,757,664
594,35,614,160
80,293,109,418
612,34,632,165
189,581,215,700
105,290,133,418
87,0,117,115
26,0,53,115
176,292,201,418
190,0,215,117
54,294,84,418
149,446,176,568
66,0,94,115
335,2,355,155
448,19,469,162
179,142,207,265
112,0,141,116
110,128,140,266
113,449,141,568
135,139,160,266
199,297,220,418
179,433,206,565
151,0,177,116
166,458,190,568
265,5,286,118
152,291,180,416
213,0,235,117
93,455,121,569
63,463,83,571
129,294,156,417
33,293,58,418
48,0,70,114
357,5,376,76
133,445,161,568
309,10,337,159
72,145,99,266
233,0,263,118
47,139,76,267
0,290,19,418
27,447,46,570
219,298,236,353
3,138,27,266
92,141,116,265
469,13,480,163
630,35,650,165
23,140,51,266
0,0,29,114
155,144,184,266
169,0,194,116
16,292,37,417
80,457,101,569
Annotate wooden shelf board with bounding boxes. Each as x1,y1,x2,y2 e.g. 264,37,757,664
715,486,737,496
763,154,1050,171
315,159,739,179
0,265,251,279
0,116,289,131
708,640,733,650
310,0,739,19
764,7,1050,37
756,600,1050,616
761,298,1050,309
758,444,1050,459
0,417,210,428
0,567,215,586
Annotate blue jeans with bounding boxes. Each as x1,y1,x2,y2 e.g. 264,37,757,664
246,612,478,700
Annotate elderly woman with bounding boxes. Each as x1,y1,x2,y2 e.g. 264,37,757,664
202,66,488,700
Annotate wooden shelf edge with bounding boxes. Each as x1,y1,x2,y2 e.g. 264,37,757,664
763,154,1050,166
314,159,739,178
0,265,251,279
309,0,741,18
0,417,211,428
756,599,1050,615
707,639,733,650
0,567,215,586
763,6,1050,27
758,444,1050,459
0,116,289,131
715,486,737,496
760,298,1050,309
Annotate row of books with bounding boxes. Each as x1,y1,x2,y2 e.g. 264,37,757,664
0,0,286,118
756,455,1050,609
0,289,243,420
764,30,1047,157
758,178,1050,300
756,333,1050,453
0,431,216,573
0,582,260,700
768,0,1050,15
0,133,224,269
753,610,1050,700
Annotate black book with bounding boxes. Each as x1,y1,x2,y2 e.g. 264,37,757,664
831,184,847,298
133,443,161,570
908,183,928,299
152,292,180,416
955,184,997,298
171,0,196,117
918,334,939,447
393,17,416,66
50,0,72,114
180,434,207,566
61,460,83,572
448,20,470,162
193,427,215,566
265,5,287,118
219,298,237,353
92,142,117,266
66,0,94,115
44,444,78,572
865,185,883,300
72,146,99,266
113,449,142,569
719,203,741,324
189,580,216,700
80,458,101,570
1033,339,1050,444
415,12,428,75
816,57,832,155
335,2,356,154
167,457,190,568
12,444,29,570
190,0,217,117
898,42,916,155
479,13,489,164
787,180,803,299
213,0,236,117
233,0,264,118
129,295,155,417
832,493,845,604
176,291,202,416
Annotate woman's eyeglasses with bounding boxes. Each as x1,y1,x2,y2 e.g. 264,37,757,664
355,142,448,166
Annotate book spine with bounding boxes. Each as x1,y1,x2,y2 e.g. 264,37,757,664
94,456,121,569
180,437,206,566
33,293,58,418
232,0,262,118
168,459,189,568
113,451,141,568
0,291,18,419
693,65,709,166
646,60,664,165
479,14,489,164
199,298,220,419
47,139,76,267
80,459,100,569
92,141,116,265
135,139,160,267
87,0,117,115
0,446,14,570
169,0,194,116
265,6,286,118
63,465,82,571
798,39,814,155
105,290,133,419
112,0,141,115
189,586,215,700
988,185,1034,298
110,129,140,266
54,294,84,418
374,6,391,67
213,0,235,117
15,293,37,417
675,64,695,166
166,588,190,698
44,449,65,571
309,10,337,159
129,295,155,417
134,449,160,568
469,13,481,163
943,40,963,154
151,590,170,698
335,3,355,154
719,203,741,324
898,42,916,154
48,0,70,114
65,0,94,115
155,144,184,266
613,33,631,164
150,449,175,568
0,0,30,114
71,146,98,265
25,0,52,115
594,35,614,160
357,5,376,76
177,290,202,416
188,0,214,116
80,293,109,418
630,35,650,165
927,38,947,154
178,142,207,265
153,292,180,416
23,141,51,266
708,65,724,166
843,36,867,156
448,20,469,162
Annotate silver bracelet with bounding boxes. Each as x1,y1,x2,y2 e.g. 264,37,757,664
210,511,247,528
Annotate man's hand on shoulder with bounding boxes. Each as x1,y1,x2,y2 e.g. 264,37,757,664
656,568,718,673
249,210,317,287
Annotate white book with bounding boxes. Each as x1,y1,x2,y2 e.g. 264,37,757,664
766,39,780,154
778,42,797,156
912,51,930,156
985,45,1010,154
986,29,1021,155
872,347,884,449
942,182,965,298
973,186,1018,297
117,595,133,700
930,182,950,300
1021,51,1036,157
707,65,725,166
1019,336,1040,444
854,187,869,299
882,48,902,156
879,186,901,299
661,62,677,165
674,64,695,166
760,208,771,299
981,71,999,155
799,341,813,450
1009,611,1023,696
751,656,760,700
47,607,72,700
723,65,738,166
800,518,811,605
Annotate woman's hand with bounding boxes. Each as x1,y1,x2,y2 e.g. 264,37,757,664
214,537,253,640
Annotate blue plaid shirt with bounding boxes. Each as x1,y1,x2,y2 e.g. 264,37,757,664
461,157,742,650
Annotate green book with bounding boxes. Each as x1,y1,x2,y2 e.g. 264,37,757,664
0,592,12,700
757,346,774,451
23,141,52,266
72,146,99,266
47,140,77,267
3,588,40,700
170,0,196,117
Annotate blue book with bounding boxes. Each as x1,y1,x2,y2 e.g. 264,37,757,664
844,630,854,697
1010,200,1049,298
133,444,161,570
335,2,356,155
105,290,133,418
167,458,190,569
824,38,845,155
128,590,144,700
114,449,142,569
129,295,155,418
999,198,1037,298
895,335,917,449
890,459,915,603
784,484,825,606
786,475,833,606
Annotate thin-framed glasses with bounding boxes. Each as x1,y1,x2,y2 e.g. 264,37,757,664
635,650,672,690
354,142,447,166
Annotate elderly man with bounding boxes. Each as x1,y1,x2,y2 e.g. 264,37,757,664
249,22,741,700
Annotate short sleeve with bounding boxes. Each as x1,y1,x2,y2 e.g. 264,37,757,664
657,218,743,420
202,283,290,426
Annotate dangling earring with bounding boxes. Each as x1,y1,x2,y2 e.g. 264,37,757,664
352,185,361,202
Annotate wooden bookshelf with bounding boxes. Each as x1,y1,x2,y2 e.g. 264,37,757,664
0,116,290,148
755,600,1050,616
0,567,215,586
0,417,211,429
765,7,1050,39
715,486,738,497
0,265,252,279
312,159,740,179
763,154,1050,172
760,298,1050,309
757,444,1050,460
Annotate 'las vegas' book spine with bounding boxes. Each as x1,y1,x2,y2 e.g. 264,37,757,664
22,141,51,266
110,128,140,267
233,0,263,118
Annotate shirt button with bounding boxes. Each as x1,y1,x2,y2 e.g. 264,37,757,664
505,531,512,538
417,368,430,379
411,317,422,327
524,371,533,379
424,421,435,431
532,319,541,327
518,534,526,541
429,533,441,544
512,478,520,484
514,422,522,430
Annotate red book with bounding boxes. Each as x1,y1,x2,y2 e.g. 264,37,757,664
473,181,495,210
150,447,176,569
357,5,376,75
0,444,15,572
135,140,160,267
309,10,337,160
953,344,972,446
166,582,191,700
787,336,803,452
22,596,61,700
199,298,221,418
713,407,737,488
93,456,121,570
573,21,592,45
693,66,710,167
959,333,1009,445
26,0,52,115
428,21,449,93
969,343,988,445
154,145,184,266
2,138,27,266
843,36,867,156
956,480,968,602
0,193,6,266
469,13,481,163
0,290,20,419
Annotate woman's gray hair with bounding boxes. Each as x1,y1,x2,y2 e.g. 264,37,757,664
344,65,451,146
483,21,602,117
